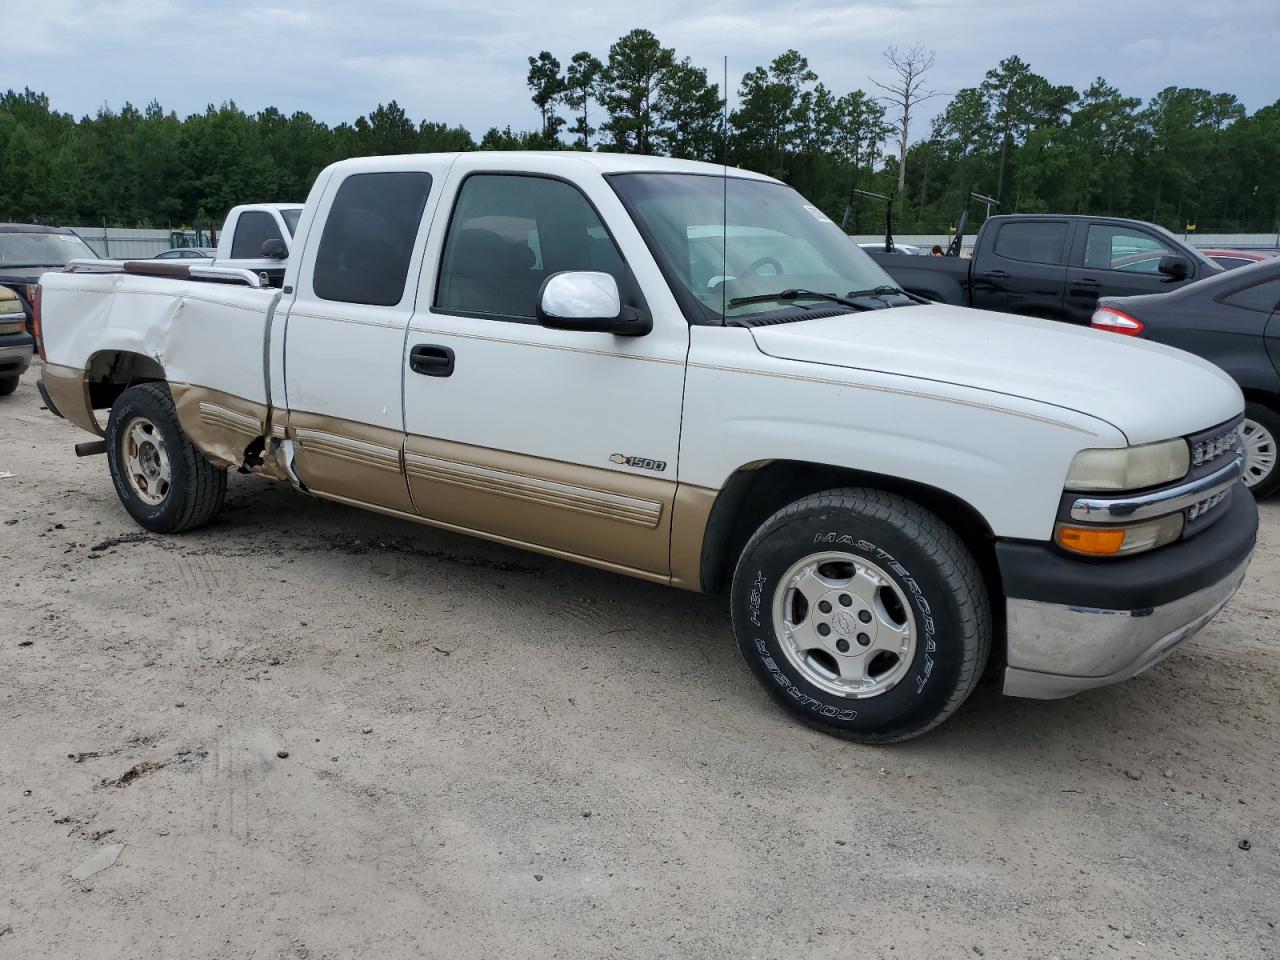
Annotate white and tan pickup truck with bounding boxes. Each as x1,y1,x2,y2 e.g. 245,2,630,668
33,152,1257,742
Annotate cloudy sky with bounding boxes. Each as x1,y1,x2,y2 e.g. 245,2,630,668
7,0,1278,134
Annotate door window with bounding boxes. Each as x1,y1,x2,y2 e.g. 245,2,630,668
992,221,1069,265
1084,225,1176,273
435,174,626,321
312,172,433,306
230,211,284,259
1222,277,1280,314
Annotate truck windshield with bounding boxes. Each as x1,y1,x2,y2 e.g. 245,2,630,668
610,173,904,324
0,231,98,267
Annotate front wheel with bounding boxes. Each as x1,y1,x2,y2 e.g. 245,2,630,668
106,382,227,533
1240,402,1280,498
0,373,18,397
731,488,990,743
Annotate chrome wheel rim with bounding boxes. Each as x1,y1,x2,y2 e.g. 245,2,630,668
771,551,917,699
1239,418,1276,488
121,416,171,506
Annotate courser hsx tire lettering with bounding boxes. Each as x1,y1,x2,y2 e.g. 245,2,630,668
731,488,990,743
105,382,227,533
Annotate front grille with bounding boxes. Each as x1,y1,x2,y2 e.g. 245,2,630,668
1186,417,1243,482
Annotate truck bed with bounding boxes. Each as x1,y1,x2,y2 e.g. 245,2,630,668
40,270,283,412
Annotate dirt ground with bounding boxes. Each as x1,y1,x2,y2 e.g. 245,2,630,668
1,365,1277,960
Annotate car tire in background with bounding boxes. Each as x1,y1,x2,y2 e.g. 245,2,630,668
1240,402,1280,499
105,382,227,533
0,374,18,397
730,488,991,743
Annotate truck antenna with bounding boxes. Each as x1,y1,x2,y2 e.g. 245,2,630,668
721,54,729,326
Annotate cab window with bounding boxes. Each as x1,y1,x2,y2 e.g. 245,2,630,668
312,172,433,307
1084,225,1176,273
435,174,625,322
230,211,284,260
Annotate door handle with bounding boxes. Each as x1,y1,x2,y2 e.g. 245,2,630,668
1071,278,1100,287
410,344,455,377
981,270,1009,279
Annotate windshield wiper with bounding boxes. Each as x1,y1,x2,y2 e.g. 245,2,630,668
727,288,872,311
845,285,906,300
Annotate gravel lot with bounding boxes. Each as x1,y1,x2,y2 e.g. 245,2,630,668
2,366,1277,959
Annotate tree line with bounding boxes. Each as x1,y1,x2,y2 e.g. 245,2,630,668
1,27,1277,235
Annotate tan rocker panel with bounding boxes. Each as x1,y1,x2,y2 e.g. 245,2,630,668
287,411,415,514
404,435,676,576
41,363,101,437
170,384,269,469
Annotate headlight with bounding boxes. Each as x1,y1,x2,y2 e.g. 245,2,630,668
1065,439,1190,492
0,297,22,316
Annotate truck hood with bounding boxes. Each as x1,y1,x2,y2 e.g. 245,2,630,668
750,302,1242,445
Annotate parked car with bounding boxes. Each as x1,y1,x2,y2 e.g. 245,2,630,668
34,152,1255,742
867,214,1222,323
154,248,216,260
0,223,99,317
1091,257,1280,495
859,242,925,256
212,203,302,286
0,285,31,396
1200,249,1278,271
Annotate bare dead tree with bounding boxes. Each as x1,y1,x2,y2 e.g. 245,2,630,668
872,45,940,196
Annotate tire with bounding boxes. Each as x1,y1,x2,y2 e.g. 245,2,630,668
105,382,226,533
731,488,990,744
1240,402,1280,499
0,374,18,396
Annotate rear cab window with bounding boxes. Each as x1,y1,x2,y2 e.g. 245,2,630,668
312,172,434,306
991,221,1070,265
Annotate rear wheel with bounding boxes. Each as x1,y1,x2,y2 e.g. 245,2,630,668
1240,402,1280,498
731,488,990,743
0,373,18,396
106,382,226,532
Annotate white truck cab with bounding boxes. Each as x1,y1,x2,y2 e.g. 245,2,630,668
34,152,1256,742
213,202,303,285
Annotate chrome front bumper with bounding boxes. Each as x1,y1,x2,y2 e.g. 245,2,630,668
1002,553,1250,699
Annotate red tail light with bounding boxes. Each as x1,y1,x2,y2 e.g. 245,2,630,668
30,283,45,361
1091,306,1144,336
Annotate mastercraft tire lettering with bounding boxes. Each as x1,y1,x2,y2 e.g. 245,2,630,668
731,488,990,743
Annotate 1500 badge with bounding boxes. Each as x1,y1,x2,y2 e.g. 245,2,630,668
610,454,667,472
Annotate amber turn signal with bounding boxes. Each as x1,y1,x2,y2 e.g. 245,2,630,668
1056,526,1126,556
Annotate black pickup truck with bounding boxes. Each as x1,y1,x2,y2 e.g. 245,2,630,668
866,214,1222,324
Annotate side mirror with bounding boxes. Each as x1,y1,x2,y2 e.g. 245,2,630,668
261,238,288,260
536,271,651,336
1158,255,1190,281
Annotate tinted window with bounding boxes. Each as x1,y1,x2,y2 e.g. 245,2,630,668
313,172,433,307
1084,225,1176,272
1223,278,1280,314
992,221,1069,265
231,211,284,259
281,209,301,236
435,174,625,321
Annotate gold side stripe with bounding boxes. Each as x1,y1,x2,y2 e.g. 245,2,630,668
405,454,662,528
198,402,262,436
298,441,401,473
295,429,400,462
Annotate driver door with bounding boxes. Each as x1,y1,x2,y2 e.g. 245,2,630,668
400,158,688,578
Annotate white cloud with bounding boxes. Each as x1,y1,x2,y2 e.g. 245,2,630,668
1,0,1275,134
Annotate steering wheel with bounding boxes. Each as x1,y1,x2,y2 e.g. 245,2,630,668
741,256,783,277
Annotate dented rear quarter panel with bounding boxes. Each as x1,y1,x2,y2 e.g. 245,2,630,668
39,272,280,406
